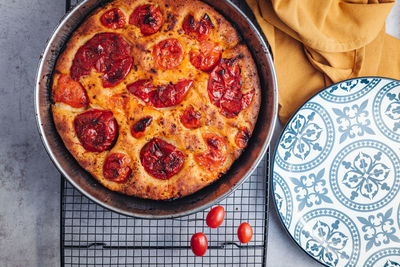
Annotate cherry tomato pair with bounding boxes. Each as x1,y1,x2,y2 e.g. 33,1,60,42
191,206,225,256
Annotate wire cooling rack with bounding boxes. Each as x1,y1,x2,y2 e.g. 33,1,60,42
61,155,269,266
61,0,270,266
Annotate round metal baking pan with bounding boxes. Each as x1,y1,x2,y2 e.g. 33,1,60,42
35,0,278,218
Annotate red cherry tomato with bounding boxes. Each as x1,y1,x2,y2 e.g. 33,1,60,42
206,206,225,228
53,74,89,108
129,4,164,36
180,105,202,129
126,79,154,103
140,138,185,180
182,13,214,41
74,109,118,152
189,41,222,72
127,79,193,108
208,58,243,118
103,153,132,183
150,80,193,108
191,233,208,256
100,8,126,29
235,127,250,149
131,116,152,138
70,32,133,88
152,38,184,70
237,222,253,243
241,90,255,111
194,133,227,171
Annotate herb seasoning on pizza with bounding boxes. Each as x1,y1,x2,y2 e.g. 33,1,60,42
51,0,261,200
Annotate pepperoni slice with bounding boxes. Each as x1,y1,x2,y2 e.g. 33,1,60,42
100,8,126,29
131,117,152,138
190,41,222,72
181,105,201,129
195,133,227,171
153,38,184,70
70,32,133,88
129,4,163,36
74,109,118,152
127,79,193,108
182,13,214,41
53,74,89,108
140,138,185,180
235,127,251,149
103,153,132,183
208,58,248,118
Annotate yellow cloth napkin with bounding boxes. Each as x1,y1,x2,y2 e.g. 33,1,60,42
246,0,400,123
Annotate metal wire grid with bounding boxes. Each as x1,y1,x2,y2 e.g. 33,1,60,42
61,153,269,266
61,0,269,266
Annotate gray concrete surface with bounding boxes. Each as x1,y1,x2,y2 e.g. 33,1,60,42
0,0,398,266
0,1,64,266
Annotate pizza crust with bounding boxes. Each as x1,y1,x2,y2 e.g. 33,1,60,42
52,0,261,200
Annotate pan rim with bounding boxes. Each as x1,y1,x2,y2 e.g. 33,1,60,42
34,0,278,218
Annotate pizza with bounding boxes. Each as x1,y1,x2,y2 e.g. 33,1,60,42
51,0,261,200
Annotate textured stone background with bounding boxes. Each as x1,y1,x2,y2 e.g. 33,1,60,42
0,0,398,266
0,0,64,266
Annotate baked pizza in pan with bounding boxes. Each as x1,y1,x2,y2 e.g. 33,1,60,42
51,0,261,200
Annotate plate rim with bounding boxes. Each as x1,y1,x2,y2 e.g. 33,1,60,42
271,76,400,266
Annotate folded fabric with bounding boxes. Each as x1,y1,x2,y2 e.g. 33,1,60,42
246,0,400,123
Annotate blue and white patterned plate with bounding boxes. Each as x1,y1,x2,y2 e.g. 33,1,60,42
272,77,400,267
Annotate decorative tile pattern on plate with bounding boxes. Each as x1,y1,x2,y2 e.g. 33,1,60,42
373,81,400,141
275,102,335,172
330,140,400,212
273,77,400,266
294,208,360,267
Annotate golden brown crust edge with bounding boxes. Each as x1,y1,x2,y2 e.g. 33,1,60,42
51,0,261,200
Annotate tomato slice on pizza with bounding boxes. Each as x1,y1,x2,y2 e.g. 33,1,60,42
51,0,260,200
